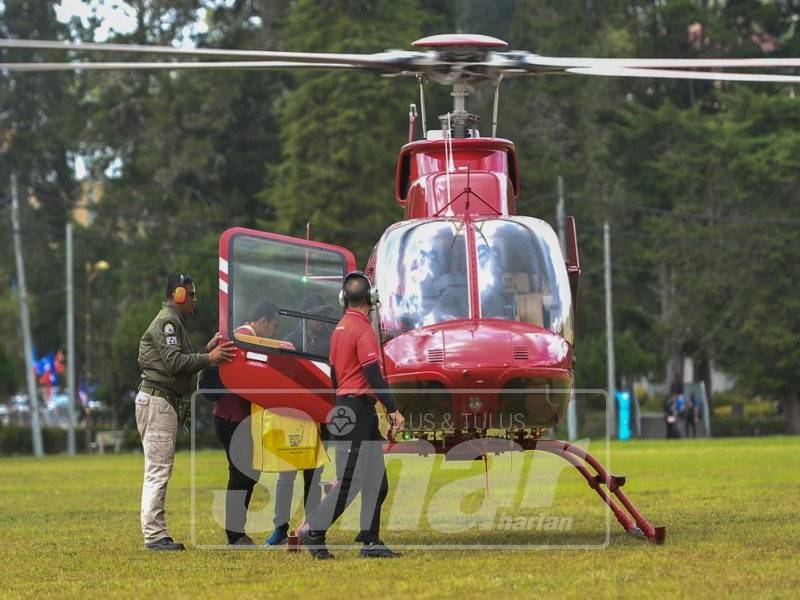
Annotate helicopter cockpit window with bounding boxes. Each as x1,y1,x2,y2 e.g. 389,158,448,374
375,220,469,340
229,234,345,359
474,217,573,343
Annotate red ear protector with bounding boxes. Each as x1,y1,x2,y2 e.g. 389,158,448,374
173,274,188,304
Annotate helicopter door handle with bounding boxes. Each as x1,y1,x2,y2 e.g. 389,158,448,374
245,351,269,364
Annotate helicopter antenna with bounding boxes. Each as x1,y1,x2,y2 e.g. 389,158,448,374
416,74,427,138
491,74,503,138
408,103,417,143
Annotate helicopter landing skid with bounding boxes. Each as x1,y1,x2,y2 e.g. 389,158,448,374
530,439,665,544
384,437,666,544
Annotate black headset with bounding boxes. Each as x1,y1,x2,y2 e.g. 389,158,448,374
338,271,379,308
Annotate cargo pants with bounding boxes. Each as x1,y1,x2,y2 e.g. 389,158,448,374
135,391,178,544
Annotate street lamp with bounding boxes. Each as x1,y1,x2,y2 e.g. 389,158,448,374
84,259,109,452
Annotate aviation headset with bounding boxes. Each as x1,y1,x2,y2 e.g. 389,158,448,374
172,273,190,304
338,271,379,308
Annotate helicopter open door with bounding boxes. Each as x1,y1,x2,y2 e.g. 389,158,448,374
217,227,356,422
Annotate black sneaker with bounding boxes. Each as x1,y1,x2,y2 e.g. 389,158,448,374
145,536,185,551
298,528,334,560
230,535,255,546
360,540,400,558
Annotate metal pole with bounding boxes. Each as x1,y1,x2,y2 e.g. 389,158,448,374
417,74,427,138
557,176,578,441
11,174,44,457
700,380,711,437
85,264,92,453
557,176,566,253
604,221,617,439
491,74,503,138
65,222,76,455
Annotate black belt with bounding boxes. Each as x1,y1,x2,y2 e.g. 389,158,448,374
338,394,372,404
139,383,179,405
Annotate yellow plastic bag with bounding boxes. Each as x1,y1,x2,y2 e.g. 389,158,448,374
251,404,329,472
376,400,391,440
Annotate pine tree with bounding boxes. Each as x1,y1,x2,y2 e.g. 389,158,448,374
610,90,800,430
260,0,423,261
0,0,80,358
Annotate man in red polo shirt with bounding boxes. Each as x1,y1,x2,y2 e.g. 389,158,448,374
212,301,279,545
300,272,405,559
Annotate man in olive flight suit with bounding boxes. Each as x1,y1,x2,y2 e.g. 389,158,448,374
136,273,234,550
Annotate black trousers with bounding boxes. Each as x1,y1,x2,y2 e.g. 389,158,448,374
307,395,388,543
214,416,260,543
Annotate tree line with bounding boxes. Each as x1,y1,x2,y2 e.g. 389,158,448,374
0,0,798,432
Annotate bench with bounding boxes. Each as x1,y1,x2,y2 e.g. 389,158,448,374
95,431,125,454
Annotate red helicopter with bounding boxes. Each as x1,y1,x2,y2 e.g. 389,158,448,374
7,33,800,544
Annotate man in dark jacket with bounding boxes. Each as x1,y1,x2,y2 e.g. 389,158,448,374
136,273,234,551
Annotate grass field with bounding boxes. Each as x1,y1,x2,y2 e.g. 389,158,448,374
1,437,798,599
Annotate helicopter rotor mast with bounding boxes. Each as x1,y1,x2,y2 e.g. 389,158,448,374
411,34,509,139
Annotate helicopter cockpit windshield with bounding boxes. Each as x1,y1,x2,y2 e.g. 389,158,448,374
375,216,573,344
474,216,573,343
375,219,469,339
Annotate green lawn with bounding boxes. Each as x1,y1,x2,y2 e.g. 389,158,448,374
1,437,798,598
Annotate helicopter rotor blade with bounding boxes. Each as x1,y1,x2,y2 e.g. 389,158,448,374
516,53,800,70
5,38,800,83
0,61,366,72
566,65,800,83
0,38,425,70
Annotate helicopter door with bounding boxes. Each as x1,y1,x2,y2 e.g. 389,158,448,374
217,227,356,422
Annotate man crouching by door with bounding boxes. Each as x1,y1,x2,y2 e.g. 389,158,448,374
210,301,280,546
136,273,234,551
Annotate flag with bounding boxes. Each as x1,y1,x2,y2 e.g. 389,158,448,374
35,353,58,386
35,353,57,405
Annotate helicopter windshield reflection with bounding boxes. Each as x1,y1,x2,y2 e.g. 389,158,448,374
474,217,573,343
375,217,573,344
376,220,469,339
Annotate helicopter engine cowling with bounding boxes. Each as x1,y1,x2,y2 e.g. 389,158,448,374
395,137,519,217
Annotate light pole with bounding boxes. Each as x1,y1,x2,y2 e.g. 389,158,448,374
11,173,44,456
66,222,76,455
84,259,109,452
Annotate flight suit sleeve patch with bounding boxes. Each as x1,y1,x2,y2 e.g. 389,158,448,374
163,322,176,335
165,336,178,345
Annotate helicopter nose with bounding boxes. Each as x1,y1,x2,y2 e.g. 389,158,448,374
441,326,512,369
439,322,570,371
